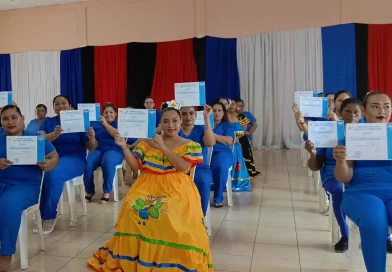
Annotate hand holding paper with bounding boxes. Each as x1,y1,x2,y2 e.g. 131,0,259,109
203,104,212,118
87,127,95,139
333,146,347,163
304,140,316,155
0,158,12,170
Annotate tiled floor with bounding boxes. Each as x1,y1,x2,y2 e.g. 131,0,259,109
9,149,392,271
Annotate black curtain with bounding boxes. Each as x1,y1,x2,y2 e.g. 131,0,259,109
126,43,157,108
81,46,95,103
355,24,369,101
193,37,206,82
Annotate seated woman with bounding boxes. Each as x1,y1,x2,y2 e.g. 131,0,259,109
0,105,58,272
26,104,48,134
305,98,363,253
87,102,212,271
84,103,123,204
211,101,234,207
334,91,392,271
179,104,216,216
38,95,98,234
226,100,251,192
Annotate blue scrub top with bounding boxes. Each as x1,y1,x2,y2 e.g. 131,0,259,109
155,110,162,127
315,147,337,184
0,127,4,135
0,131,55,185
26,118,47,134
243,111,256,141
179,125,209,168
39,116,88,161
91,120,122,154
213,122,234,153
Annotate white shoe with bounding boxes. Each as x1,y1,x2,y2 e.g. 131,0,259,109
42,219,57,235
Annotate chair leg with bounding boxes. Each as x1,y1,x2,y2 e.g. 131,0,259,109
58,193,64,215
319,187,325,213
348,225,360,272
227,169,233,207
35,210,45,251
66,180,77,227
206,204,212,236
113,171,119,202
19,211,29,270
79,184,87,216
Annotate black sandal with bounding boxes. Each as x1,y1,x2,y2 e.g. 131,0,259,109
85,192,95,202
214,203,223,208
100,196,110,204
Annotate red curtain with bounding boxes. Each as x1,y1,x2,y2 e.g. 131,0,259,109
368,25,392,97
151,39,197,109
94,44,127,110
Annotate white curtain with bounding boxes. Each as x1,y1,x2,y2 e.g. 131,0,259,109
11,51,61,125
237,28,323,149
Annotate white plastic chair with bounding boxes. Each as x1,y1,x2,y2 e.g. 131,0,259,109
18,171,45,270
328,198,340,245
94,164,124,202
301,131,307,167
58,175,87,226
347,218,392,272
204,147,213,236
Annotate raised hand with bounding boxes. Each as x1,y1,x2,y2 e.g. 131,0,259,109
295,111,305,124
87,127,95,139
53,125,63,137
305,140,316,155
0,158,13,170
153,134,165,149
100,116,108,126
333,146,347,162
115,136,127,150
203,104,212,117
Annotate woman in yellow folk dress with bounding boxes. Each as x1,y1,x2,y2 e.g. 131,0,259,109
88,102,213,272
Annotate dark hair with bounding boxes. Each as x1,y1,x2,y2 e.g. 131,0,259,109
144,96,154,102
236,99,245,104
1,104,22,117
211,101,228,122
363,91,390,108
334,90,351,101
161,103,181,117
52,95,70,105
340,98,363,112
324,93,335,98
103,103,117,112
36,104,47,111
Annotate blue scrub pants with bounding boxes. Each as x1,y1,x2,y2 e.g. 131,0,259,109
0,181,39,255
194,166,213,216
84,150,124,194
40,156,85,220
323,179,349,238
210,149,233,204
343,190,392,272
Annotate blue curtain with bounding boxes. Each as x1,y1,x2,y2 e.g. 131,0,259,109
0,54,11,92
60,48,84,106
205,37,240,103
321,24,357,97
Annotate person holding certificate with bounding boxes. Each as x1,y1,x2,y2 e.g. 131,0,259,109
37,95,98,234
0,105,58,271
83,103,123,204
334,91,392,271
211,101,234,207
25,104,48,134
87,101,213,271
305,98,363,253
179,104,215,216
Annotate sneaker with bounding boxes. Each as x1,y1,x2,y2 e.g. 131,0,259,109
42,219,57,235
334,237,348,253
387,238,392,253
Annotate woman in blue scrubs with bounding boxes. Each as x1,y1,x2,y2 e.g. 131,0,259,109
0,105,58,271
305,98,363,253
211,101,234,207
179,105,215,215
334,91,392,271
26,104,48,134
84,103,123,204
38,95,98,235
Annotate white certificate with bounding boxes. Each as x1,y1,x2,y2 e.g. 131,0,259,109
78,103,100,121
0,91,12,107
175,82,206,106
300,97,329,118
195,111,215,129
6,136,45,165
346,123,392,160
118,109,156,139
308,121,345,148
295,91,317,106
60,110,90,133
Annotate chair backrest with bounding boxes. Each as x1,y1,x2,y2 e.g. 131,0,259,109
37,171,46,204
190,167,195,181
207,147,213,166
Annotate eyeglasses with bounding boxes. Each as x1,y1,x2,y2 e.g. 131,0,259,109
144,101,154,104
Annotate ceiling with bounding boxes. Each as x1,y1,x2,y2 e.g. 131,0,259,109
0,0,94,10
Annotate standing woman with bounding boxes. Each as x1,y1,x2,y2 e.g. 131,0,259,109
38,95,98,234
0,105,58,271
179,105,215,215
226,100,251,192
87,102,212,271
26,104,48,134
84,103,123,204
334,91,392,271
211,101,234,207
305,98,363,253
